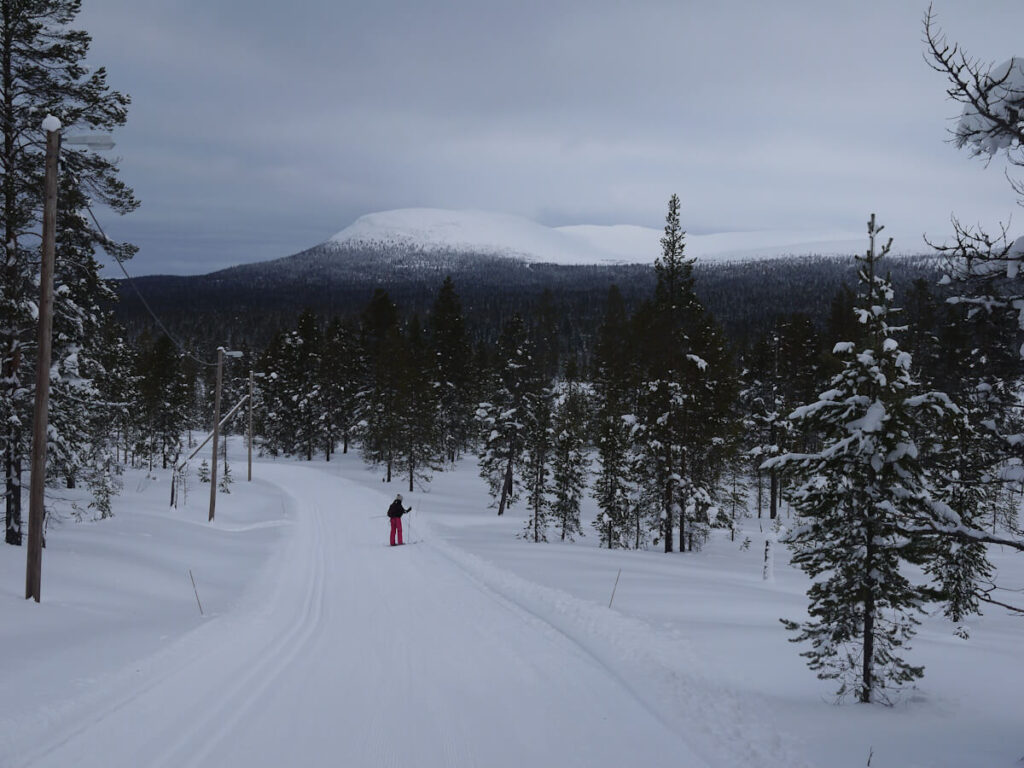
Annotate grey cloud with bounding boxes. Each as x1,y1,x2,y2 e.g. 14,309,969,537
76,0,1024,274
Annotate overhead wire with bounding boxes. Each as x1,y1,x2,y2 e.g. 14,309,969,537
83,202,217,368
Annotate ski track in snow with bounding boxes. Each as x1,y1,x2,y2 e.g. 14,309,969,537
5,463,802,768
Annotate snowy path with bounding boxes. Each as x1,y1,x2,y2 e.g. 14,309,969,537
12,464,707,768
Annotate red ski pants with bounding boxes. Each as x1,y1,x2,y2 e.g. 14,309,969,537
390,516,403,546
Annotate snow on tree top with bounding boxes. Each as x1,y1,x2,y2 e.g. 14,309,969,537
957,57,1024,156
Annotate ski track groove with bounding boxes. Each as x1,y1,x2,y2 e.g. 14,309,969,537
10,489,326,768
7,463,800,768
416,528,807,768
417,537,681,737
8,485,299,768
154,501,328,768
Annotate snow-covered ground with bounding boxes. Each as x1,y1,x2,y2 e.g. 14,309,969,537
1,442,1021,767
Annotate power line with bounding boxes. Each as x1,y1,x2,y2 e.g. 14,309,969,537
83,202,216,368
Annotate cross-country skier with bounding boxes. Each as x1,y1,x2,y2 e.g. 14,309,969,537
388,493,411,546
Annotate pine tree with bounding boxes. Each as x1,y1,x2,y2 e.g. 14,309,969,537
256,331,297,457
521,382,554,542
321,318,363,457
395,316,440,492
592,285,638,548
1,0,137,544
551,362,589,541
218,460,232,493
359,291,404,482
630,194,735,553
429,276,474,464
135,333,189,471
477,314,536,515
258,310,326,461
745,314,821,520
291,311,324,461
770,215,958,703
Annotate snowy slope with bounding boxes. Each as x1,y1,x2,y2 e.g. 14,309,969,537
327,208,882,265
3,447,1020,767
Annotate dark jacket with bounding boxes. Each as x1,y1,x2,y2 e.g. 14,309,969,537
387,499,406,518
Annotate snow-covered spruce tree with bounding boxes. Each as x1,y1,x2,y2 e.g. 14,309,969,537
1,0,137,544
321,317,363,457
256,332,297,457
289,310,324,461
76,317,132,515
630,194,734,553
395,316,441,493
767,215,959,703
92,318,138,466
679,316,735,552
719,461,749,542
477,314,536,515
218,460,232,493
742,314,822,521
135,333,188,470
592,285,638,548
429,276,475,464
259,310,326,461
521,382,554,542
922,411,996,628
551,360,589,542
359,290,407,482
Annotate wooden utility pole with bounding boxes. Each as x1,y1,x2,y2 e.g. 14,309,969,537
208,347,223,522
25,121,60,602
248,369,253,481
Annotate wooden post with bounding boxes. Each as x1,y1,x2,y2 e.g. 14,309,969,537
248,369,253,481
208,348,223,522
25,124,60,602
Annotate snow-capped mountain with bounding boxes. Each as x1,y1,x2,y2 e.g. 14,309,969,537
326,208,876,265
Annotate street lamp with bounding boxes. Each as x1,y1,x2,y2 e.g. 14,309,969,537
209,347,243,522
25,117,114,603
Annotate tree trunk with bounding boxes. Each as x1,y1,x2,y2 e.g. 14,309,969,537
408,460,414,493
769,469,778,520
861,526,876,703
677,491,686,553
497,452,514,516
5,441,21,546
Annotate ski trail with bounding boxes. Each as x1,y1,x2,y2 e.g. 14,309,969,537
11,463,716,768
151,500,329,768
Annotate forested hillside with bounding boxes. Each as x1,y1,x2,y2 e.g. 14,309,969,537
114,245,942,355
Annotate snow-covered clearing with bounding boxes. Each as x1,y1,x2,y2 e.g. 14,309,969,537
1,442,1021,767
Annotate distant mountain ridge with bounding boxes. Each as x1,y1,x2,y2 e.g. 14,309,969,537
114,207,941,354
325,207,879,266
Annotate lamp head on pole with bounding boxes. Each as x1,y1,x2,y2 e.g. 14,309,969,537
64,133,115,151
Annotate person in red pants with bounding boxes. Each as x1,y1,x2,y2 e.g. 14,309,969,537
388,493,410,546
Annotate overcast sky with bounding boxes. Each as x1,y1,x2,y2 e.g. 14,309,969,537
75,0,1024,275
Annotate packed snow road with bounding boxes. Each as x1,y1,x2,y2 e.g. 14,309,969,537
13,464,706,768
